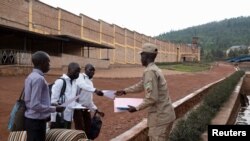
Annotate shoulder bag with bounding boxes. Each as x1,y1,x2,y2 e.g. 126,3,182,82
8,88,26,131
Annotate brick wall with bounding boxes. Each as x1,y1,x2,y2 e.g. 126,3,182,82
60,9,81,37
81,14,100,42
100,20,114,45
32,1,58,34
0,0,200,66
125,29,134,47
115,44,126,63
0,0,29,30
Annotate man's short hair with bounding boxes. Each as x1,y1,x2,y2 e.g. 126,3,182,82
32,51,49,66
85,64,95,71
68,62,80,71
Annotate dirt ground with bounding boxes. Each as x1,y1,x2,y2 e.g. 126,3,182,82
0,62,235,141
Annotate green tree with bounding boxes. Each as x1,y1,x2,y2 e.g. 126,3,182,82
156,16,250,61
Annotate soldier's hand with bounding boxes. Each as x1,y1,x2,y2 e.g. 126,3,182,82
127,105,137,113
95,90,104,96
115,90,126,96
55,106,65,112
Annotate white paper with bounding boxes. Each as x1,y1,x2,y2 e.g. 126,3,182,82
114,98,143,112
71,105,87,109
102,90,116,100
60,94,82,107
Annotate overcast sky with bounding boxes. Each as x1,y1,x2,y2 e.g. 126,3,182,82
40,0,250,37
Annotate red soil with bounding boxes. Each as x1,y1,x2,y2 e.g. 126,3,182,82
0,62,235,141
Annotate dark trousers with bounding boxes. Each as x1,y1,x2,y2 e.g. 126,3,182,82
63,120,72,129
73,109,91,138
50,120,72,129
50,112,72,129
25,117,46,141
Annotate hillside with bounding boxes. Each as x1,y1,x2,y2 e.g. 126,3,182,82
156,16,250,60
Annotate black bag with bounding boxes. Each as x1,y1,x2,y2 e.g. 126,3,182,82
8,88,26,131
89,111,102,140
49,78,67,129
50,113,66,129
48,78,66,99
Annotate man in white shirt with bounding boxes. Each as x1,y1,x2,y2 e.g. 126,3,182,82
50,62,81,129
75,64,104,139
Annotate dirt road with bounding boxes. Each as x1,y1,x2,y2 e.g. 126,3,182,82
0,62,235,141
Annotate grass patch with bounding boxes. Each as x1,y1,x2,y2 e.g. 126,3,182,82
169,71,245,141
156,62,211,72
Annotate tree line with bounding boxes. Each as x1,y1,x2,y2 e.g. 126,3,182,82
156,16,250,61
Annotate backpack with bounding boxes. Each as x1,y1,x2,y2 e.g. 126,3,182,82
48,78,66,102
49,78,67,129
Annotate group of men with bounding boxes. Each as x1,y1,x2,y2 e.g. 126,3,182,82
24,51,103,141
23,43,176,141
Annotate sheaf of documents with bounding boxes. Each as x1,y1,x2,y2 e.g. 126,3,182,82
71,104,87,109
114,98,143,112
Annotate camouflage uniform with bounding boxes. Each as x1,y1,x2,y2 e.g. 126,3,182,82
124,62,176,141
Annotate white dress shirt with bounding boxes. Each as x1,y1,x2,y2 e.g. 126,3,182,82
51,74,80,122
76,73,98,112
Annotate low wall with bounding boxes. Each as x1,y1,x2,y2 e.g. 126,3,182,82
239,62,250,71
111,74,233,141
0,65,32,76
51,54,110,69
0,54,110,76
201,74,244,140
48,54,110,75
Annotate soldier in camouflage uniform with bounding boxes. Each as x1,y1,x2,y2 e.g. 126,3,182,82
115,43,176,141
